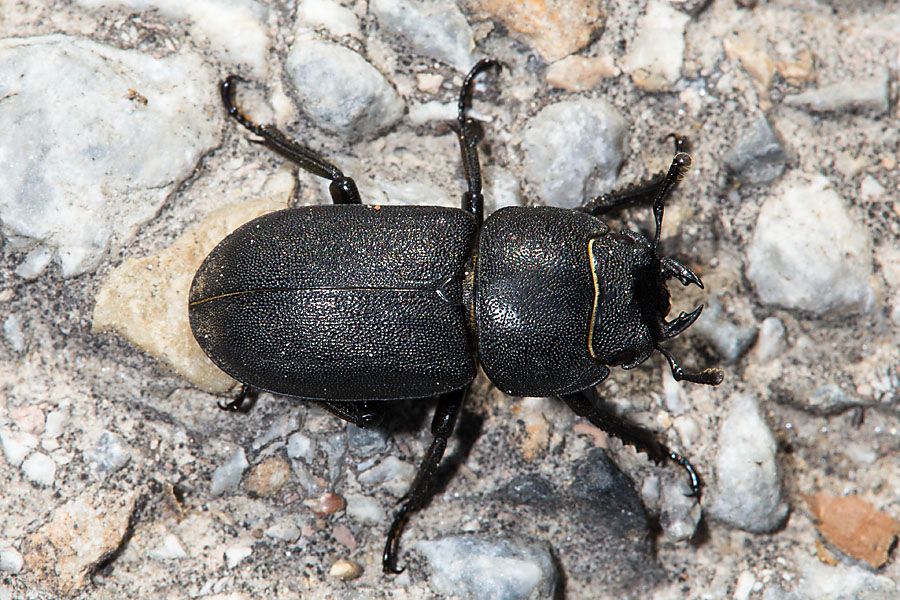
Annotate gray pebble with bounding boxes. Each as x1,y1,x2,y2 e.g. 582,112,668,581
84,430,131,479
0,545,24,573
2,314,25,352
210,447,249,496
0,35,218,278
252,414,300,450
783,68,890,115
345,494,386,524
358,456,415,497
287,432,316,461
799,557,898,599
521,100,626,209
347,423,388,456
708,395,788,532
746,173,874,315
690,295,757,363
285,38,404,140
416,536,557,600
723,117,789,184
264,521,302,543
371,0,475,71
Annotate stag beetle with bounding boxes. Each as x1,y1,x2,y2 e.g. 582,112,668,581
188,59,724,573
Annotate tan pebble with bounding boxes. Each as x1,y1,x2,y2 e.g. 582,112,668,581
245,457,291,497
305,492,345,516
329,558,363,580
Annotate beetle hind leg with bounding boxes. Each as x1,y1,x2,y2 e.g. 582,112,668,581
220,75,361,204
217,384,258,413
383,385,468,574
560,388,701,497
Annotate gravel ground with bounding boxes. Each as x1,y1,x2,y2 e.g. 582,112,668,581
2,1,900,599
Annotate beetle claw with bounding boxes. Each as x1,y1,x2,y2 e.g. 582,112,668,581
660,257,703,289
661,305,704,340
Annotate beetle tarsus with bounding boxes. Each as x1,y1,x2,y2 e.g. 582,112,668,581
217,384,254,412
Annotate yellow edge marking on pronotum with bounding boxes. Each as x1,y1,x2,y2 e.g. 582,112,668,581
587,237,601,360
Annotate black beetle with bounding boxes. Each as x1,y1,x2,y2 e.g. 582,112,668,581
189,59,724,573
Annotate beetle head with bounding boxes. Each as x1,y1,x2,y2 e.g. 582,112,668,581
588,151,723,386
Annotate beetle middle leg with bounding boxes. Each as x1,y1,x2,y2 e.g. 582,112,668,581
456,58,500,226
560,387,700,497
220,75,361,204
383,385,469,574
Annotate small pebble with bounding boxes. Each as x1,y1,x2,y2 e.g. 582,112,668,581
245,457,291,497
345,494,387,524
264,522,301,543
286,432,315,461
150,534,188,560
709,395,788,532
0,428,38,467
304,492,345,516
285,38,403,140
332,523,358,550
746,173,874,315
690,295,757,363
224,544,253,569
9,405,44,436
753,317,786,362
416,536,557,600
0,546,24,573
210,447,249,496
22,452,56,487
783,68,889,115
521,99,626,209
2,314,25,352
252,415,299,450
84,430,130,479
620,1,689,91
329,557,363,581
358,456,415,497
371,0,474,71
723,117,789,184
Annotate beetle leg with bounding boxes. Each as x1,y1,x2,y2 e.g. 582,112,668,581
580,173,666,216
456,59,500,227
580,135,692,225
383,386,468,574
220,75,361,204
314,400,386,429
217,384,258,413
559,388,701,497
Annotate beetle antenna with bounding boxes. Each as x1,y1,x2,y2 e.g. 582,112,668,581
651,152,691,249
657,345,725,386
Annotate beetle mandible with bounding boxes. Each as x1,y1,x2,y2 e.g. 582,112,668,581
188,59,724,574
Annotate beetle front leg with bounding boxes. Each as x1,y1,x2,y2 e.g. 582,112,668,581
383,385,468,574
579,135,690,218
560,387,700,496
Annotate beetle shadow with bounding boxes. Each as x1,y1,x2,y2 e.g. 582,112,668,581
379,397,485,499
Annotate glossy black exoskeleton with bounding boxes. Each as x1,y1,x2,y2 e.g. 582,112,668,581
189,59,724,574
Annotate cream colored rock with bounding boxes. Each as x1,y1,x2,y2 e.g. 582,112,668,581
93,195,290,393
